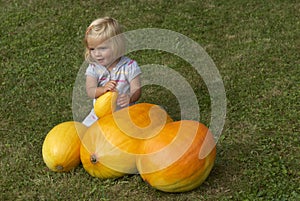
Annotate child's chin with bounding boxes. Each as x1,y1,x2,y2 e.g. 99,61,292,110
97,61,105,65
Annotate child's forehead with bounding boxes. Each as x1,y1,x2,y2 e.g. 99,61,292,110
87,37,110,48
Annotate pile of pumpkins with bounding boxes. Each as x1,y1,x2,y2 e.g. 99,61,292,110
42,91,216,193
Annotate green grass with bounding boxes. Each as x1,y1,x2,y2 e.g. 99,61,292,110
1,0,299,200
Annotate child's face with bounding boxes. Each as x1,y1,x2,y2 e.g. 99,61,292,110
88,38,116,67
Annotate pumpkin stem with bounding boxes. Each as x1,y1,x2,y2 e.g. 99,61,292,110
90,154,98,164
56,165,64,171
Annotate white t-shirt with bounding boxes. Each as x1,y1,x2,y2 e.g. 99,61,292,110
85,56,141,95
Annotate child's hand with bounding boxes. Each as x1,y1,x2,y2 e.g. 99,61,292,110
103,80,117,92
117,94,130,108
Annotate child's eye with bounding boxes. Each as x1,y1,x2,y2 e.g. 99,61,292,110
89,46,109,51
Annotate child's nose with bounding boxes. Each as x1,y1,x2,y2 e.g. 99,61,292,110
94,49,102,56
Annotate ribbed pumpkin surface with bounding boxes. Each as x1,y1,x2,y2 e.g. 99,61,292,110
80,103,173,178
99,103,173,154
42,121,87,172
80,122,132,178
136,120,216,192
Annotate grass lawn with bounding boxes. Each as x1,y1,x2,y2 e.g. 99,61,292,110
1,0,299,200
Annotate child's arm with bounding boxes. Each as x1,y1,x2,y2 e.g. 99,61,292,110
117,75,141,107
86,75,116,99
129,75,142,103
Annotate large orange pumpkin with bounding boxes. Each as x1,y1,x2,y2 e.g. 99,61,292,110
136,120,216,192
94,91,118,118
42,121,87,172
80,103,173,179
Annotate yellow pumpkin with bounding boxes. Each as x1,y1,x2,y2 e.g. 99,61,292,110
80,103,173,179
42,121,87,172
101,103,173,154
136,120,216,192
94,91,118,118
80,122,134,179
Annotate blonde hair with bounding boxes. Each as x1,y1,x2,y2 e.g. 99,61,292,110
84,17,125,63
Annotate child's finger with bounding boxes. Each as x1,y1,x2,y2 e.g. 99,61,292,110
110,80,117,85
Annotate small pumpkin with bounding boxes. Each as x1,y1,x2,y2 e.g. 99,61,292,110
80,103,173,179
94,91,118,118
136,120,216,192
42,121,87,172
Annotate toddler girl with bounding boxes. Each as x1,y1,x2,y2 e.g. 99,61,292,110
82,17,141,127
